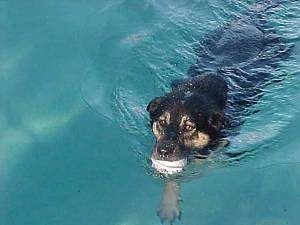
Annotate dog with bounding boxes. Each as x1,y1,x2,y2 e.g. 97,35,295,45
146,0,293,223
147,73,228,164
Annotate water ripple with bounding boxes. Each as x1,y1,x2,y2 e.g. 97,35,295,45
82,0,300,178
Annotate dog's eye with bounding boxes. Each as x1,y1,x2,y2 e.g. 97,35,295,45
159,119,167,126
185,124,195,131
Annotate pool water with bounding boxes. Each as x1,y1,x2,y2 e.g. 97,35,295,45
1,0,300,224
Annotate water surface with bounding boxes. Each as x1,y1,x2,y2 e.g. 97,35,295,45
1,0,300,224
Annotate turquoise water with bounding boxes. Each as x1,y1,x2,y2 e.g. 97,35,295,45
1,0,300,224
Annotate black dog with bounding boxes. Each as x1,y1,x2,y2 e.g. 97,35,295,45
147,73,228,162
147,0,293,223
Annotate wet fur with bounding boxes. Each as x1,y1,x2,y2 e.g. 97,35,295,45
148,73,228,161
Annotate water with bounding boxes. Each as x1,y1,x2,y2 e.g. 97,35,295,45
0,0,300,224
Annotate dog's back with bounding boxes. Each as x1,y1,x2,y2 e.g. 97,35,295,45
189,0,291,75
185,0,293,128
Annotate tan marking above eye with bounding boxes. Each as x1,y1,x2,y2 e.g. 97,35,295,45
152,121,163,139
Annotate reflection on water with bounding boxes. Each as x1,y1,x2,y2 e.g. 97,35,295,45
0,1,87,180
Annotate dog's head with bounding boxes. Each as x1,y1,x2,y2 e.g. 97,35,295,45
147,92,225,162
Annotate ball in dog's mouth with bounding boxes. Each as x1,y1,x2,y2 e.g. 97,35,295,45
151,157,187,175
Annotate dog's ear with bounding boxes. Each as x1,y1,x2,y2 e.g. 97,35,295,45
146,97,166,119
208,112,225,131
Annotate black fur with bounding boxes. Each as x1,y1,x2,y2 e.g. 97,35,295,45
147,74,229,161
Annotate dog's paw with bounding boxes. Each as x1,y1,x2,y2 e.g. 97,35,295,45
157,200,181,224
157,181,182,224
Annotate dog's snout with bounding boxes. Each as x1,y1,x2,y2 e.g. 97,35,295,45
168,131,177,141
157,141,176,157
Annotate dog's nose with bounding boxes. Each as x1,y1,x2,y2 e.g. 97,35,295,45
159,148,168,157
158,142,175,157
